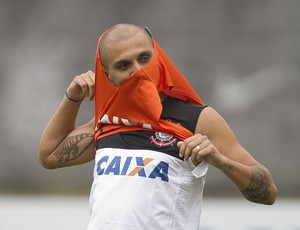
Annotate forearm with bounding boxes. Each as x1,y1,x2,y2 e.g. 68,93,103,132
39,95,83,164
45,131,95,168
39,70,96,168
220,158,277,205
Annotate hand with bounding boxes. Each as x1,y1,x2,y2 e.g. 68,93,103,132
66,71,95,101
177,133,225,167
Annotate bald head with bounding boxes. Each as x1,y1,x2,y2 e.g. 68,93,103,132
100,23,153,71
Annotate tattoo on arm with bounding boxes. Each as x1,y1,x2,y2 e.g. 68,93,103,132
241,166,271,203
53,133,94,165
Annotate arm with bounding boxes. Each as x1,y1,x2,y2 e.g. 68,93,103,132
178,107,277,205
38,71,96,169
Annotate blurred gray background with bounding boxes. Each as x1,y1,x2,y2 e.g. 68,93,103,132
0,0,299,199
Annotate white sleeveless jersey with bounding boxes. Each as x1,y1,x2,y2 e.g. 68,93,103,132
88,148,208,230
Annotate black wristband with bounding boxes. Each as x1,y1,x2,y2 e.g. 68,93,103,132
65,92,84,103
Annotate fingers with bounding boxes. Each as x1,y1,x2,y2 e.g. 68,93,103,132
68,71,95,101
178,134,202,159
178,134,210,165
80,71,95,100
192,140,210,165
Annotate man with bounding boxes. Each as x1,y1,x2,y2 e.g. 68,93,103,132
39,23,277,229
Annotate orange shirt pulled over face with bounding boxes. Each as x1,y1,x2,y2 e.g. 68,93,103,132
94,28,204,142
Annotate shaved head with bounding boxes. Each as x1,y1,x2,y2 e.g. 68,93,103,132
100,23,153,70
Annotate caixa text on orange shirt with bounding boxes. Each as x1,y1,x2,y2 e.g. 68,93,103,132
95,114,152,132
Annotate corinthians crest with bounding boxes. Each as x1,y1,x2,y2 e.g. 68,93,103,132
150,131,177,147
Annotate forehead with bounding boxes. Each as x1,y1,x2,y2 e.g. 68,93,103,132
106,32,153,64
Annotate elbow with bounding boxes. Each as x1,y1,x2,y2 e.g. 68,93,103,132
252,167,277,205
258,190,277,205
39,161,55,169
38,143,60,169
266,184,277,205
263,176,278,205
38,158,53,169
38,153,57,170
241,181,278,205
248,183,278,205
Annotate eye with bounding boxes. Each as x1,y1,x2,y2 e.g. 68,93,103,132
118,62,129,71
140,55,151,64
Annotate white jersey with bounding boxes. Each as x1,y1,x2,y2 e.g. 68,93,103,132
88,148,208,230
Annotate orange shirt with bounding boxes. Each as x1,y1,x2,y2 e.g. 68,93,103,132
94,32,204,142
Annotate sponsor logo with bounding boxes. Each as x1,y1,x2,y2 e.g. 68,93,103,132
96,155,169,182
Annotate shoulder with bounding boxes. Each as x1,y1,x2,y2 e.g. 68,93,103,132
196,106,225,126
195,107,259,166
195,106,235,140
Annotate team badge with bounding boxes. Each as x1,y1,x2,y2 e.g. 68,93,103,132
150,131,177,147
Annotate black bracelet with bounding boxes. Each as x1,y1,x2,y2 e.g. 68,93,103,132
65,92,84,103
